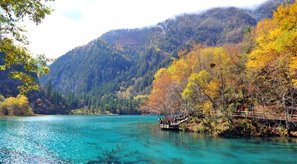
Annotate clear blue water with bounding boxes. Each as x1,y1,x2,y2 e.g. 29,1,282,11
0,115,297,163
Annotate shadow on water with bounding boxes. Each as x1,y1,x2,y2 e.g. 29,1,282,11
128,122,191,149
86,145,151,164
86,122,189,164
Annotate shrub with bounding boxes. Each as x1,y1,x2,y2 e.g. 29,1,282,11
0,95,33,116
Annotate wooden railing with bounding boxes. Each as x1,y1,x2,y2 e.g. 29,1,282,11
233,111,297,123
158,115,190,130
159,111,297,130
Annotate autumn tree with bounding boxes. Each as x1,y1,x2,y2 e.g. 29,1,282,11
246,2,297,129
145,57,192,116
146,68,180,116
0,95,33,116
147,44,251,135
0,0,54,94
181,47,244,135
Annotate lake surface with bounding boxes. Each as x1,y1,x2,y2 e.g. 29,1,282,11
0,115,297,163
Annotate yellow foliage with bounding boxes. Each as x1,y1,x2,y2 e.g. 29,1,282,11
293,79,297,88
289,57,297,72
154,68,167,79
195,70,211,84
202,101,213,115
181,45,237,114
167,59,191,83
182,82,195,99
206,81,220,98
290,57,297,87
0,95,33,116
247,1,297,87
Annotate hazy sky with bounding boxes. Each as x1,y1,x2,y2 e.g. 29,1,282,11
26,0,268,59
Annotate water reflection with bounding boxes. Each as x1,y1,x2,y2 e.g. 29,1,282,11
117,121,297,163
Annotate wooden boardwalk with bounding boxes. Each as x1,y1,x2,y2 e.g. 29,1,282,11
233,110,297,130
233,111,297,122
158,115,189,130
159,110,297,131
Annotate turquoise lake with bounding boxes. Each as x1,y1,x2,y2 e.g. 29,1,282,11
0,115,297,163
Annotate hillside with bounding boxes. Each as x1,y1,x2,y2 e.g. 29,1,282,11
146,1,297,136
37,0,290,113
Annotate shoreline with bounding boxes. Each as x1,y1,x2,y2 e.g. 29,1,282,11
0,113,147,117
1,114,297,139
179,119,297,138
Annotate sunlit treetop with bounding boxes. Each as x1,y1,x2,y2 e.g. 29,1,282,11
247,2,297,87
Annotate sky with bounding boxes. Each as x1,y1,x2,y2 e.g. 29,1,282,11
26,0,268,59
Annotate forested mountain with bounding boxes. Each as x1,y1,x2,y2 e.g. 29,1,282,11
37,0,290,113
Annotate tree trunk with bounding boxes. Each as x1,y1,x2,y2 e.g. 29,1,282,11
283,93,290,131
285,108,290,130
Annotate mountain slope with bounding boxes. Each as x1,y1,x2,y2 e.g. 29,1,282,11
39,0,289,112
47,39,132,94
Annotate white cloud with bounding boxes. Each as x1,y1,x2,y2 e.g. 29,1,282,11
26,0,267,59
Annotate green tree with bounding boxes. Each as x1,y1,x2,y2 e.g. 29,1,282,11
0,0,54,94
